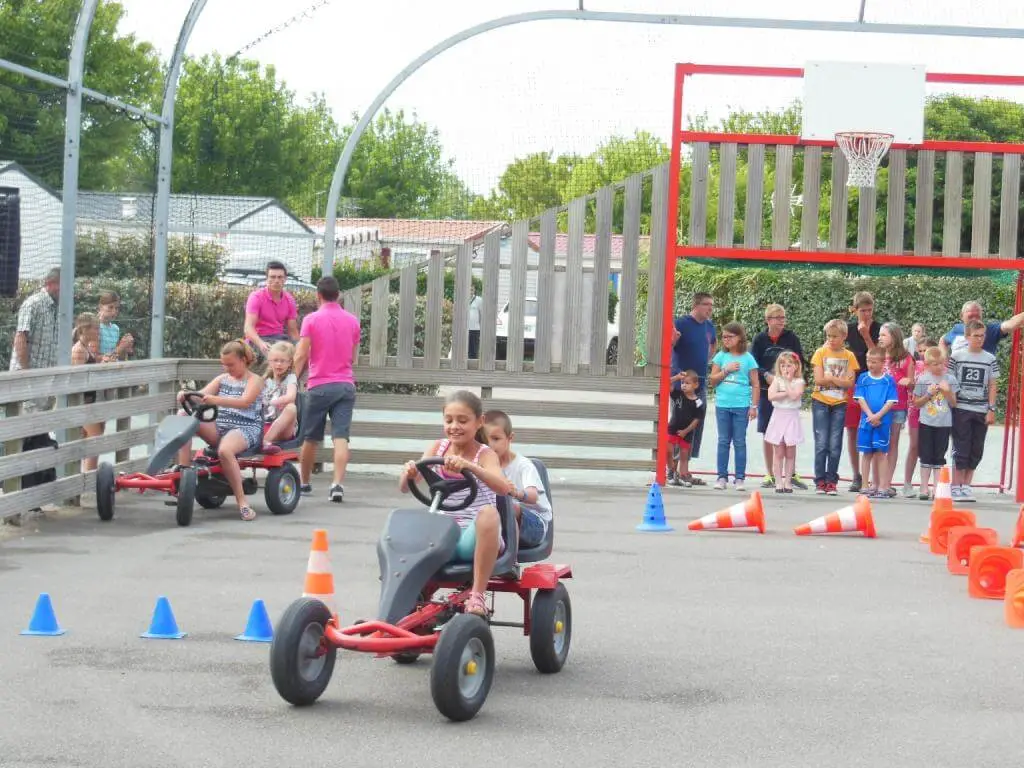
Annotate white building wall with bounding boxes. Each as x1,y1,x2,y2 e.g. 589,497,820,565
0,168,62,281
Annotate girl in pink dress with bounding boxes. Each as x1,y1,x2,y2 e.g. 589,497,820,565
879,323,915,498
764,351,805,493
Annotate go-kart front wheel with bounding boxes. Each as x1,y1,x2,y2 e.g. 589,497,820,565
529,583,572,674
270,597,337,706
96,462,116,522
176,467,196,527
430,614,494,722
265,463,300,516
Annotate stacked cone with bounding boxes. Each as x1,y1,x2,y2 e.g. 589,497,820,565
1005,569,1024,627
921,466,953,544
795,494,876,538
1012,506,1024,549
303,529,336,615
688,492,765,533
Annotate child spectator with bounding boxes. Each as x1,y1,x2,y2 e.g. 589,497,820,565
482,410,552,549
902,336,936,497
400,390,511,617
810,320,859,496
948,320,999,502
176,340,265,521
97,291,133,361
71,312,103,473
261,341,299,452
709,321,759,492
854,348,898,499
879,323,915,499
845,291,881,492
912,346,959,500
666,370,706,487
905,322,926,359
764,351,805,494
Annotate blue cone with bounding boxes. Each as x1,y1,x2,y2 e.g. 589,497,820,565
235,599,273,643
21,593,66,636
636,482,674,532
141,596,187,639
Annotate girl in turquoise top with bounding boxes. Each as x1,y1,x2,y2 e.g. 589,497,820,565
709,322,760,491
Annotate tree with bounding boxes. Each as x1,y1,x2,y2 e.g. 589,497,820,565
76,230,225,282
0,0,162,190
342,108,459,219
171,54,341,215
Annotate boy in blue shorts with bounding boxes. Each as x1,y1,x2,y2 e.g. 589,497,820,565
854,347,898,499
483,410,551,549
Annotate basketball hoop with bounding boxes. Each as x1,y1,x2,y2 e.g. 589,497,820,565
835,131,894,188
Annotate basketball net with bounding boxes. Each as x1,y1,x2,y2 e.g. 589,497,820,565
835,131,894,188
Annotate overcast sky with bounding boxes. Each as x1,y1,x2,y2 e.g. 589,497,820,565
113,0,1024,193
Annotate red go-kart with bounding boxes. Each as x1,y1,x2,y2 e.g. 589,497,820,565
270,457,572,721
94,391,302,526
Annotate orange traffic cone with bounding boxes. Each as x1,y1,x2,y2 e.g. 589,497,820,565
968,546,1024,600
1012,506,1024,549
928,509,977,556
946,526,1000,575
688,492,765,533
932,466,953,514
302,529,336,614
1004,569,1024,628
794,494,876,537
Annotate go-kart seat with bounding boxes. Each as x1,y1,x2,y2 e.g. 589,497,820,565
145,415,202,475
434,495,520,581
235,391,306,459
516,458,554,564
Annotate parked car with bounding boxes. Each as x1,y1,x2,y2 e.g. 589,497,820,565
496,296,621,364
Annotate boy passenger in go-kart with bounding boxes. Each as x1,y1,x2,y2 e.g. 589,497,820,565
176,340,265,521
399,390,512,617
483,410,551,550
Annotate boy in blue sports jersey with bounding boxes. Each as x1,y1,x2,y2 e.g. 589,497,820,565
854,347,898,499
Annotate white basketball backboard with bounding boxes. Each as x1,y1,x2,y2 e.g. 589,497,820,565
801,61,926,144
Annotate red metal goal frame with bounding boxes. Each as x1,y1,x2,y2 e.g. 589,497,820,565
657,63,1024,501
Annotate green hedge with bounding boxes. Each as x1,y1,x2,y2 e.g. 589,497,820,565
635,262,1018,413
0,278,451,396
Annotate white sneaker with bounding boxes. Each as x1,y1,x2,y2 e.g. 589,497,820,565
959,485,976,503
901,483,916,498
950,485,963,500
714,478,727,490
734,480,745,492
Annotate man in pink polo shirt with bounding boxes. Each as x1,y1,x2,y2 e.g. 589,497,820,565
244,261,299,358
293,275,361,503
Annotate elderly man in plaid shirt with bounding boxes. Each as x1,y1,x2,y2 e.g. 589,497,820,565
10,267,60,411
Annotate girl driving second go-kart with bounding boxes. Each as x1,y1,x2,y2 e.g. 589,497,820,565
399,390,512,617
176,339,265,521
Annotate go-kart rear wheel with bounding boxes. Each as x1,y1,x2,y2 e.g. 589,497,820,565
176,467,196,527
429,614,494,722
529,582,572,674
265,462,300,516
270,597,337,706
96,462,116,522
196,495,226,510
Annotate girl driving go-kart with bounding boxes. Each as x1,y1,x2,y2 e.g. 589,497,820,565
399,390,512,617
176,339,265,521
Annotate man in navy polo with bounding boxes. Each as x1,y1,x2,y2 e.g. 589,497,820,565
941,300,1024,356
668,292,716,480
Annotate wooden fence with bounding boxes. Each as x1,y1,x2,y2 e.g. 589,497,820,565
680,139,1022,259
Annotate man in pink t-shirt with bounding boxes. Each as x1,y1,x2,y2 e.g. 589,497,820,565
293,275,361,503
243,261,299,358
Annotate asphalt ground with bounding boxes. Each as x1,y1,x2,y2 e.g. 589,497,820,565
1,473,1023,768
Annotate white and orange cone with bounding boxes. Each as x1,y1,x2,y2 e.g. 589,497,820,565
794,494,876,538
933,466,953,514
688,492,765,533
1012,506,1024,549
302,529,336,615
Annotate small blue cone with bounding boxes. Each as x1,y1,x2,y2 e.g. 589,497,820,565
21,593,66,636
636,482,674,532
140,596,187,639
234,599,273,643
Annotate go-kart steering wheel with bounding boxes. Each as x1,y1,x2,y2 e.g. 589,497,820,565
406,457,478,512
180,390,218,423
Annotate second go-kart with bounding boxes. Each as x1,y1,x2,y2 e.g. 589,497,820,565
270,457,572,722
95,391,302,526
